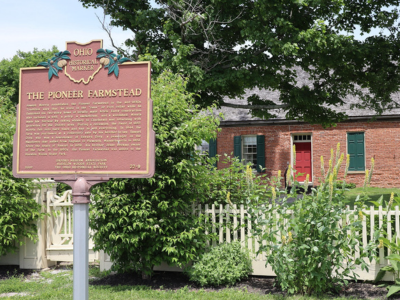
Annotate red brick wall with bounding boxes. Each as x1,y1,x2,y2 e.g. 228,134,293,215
217,120,400,188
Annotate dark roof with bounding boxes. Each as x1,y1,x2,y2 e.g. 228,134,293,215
217,68,400,124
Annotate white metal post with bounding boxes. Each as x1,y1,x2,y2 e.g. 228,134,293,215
73,203,89,300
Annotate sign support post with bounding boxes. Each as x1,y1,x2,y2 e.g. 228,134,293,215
55,177,109,300
73,202,89,300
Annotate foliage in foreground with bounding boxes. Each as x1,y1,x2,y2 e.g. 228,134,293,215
250,145,374,295
90,70,220,277
0,92,45,256
186,241,253,287
0,47,59,106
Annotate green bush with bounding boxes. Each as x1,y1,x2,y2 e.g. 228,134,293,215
90,70,220,277
0,92,45,256
335,180,356,189
314,180,356,191
186,242,253,286
205,155,272,206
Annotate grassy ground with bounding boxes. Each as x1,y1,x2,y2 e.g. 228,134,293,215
342,187,400,208
0,266,379,300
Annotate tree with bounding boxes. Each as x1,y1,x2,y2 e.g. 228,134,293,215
0,47,59,106
0,91,46,256
90,70,220,277
79,0,400,127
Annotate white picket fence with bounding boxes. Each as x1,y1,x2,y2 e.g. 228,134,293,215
36,190,398,281
151,204,399,280
194,204,398,261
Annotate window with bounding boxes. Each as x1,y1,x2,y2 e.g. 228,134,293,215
242,136,257,167
195,140,210,155
234,135,265,172
293,134,311,142
347,132,365,171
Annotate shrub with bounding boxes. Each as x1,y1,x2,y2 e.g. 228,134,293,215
0,92,45,256
90,70,220,277
186,242,253,286
314,181,356,191
336,180,356,189
250,146,374,295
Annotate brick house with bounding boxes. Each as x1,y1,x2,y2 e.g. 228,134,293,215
208,87,400,188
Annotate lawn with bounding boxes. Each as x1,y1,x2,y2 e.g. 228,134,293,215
342,187,400,208
0,266,382,300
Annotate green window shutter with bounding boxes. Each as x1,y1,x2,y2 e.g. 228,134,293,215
209,138,217,167
256,135,265,173
348,132,365,171
234,136,242,160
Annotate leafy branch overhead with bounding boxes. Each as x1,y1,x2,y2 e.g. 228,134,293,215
96,48,131,78
37,51,71,80
79,0,400,126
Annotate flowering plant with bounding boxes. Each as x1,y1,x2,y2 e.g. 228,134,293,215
249,144,374,295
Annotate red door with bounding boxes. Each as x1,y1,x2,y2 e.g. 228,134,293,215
294,142,312,182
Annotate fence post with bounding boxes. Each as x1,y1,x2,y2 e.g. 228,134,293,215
362,208,367,249
205,204,209,247
378,205,385,263
219,204,223,244
247,208,252,253
233,204,238,241
395,206,400,241
212,204,216,247
226,204,231,243
240,205,245,248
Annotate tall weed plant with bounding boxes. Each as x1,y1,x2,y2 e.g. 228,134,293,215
250,144,374,295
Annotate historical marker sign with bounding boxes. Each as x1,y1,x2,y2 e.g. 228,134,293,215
13,40,155,179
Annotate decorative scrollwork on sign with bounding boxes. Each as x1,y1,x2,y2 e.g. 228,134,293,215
96,49,131,78
37,51,71,80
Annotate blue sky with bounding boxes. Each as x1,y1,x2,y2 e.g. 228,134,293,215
0,0,129,60
0,0,392,61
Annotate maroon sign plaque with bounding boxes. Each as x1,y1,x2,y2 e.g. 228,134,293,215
13,40,155,178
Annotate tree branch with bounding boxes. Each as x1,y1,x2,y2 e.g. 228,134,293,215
96,12,137,60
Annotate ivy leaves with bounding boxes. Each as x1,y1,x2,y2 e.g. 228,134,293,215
37,51,71,81
96,49,131,78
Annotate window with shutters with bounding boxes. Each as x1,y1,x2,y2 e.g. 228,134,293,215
242,136,257,169
195,140,210,156
202,138,217,167
234,135,265,172
347,132,365,171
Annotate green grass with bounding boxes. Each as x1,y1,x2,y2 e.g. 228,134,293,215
342,187,400,208
0,266,380,300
